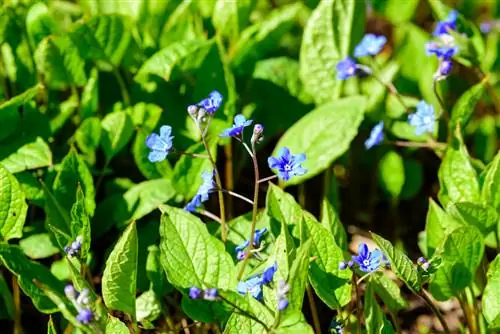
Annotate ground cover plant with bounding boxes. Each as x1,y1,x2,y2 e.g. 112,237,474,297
0,0,500,333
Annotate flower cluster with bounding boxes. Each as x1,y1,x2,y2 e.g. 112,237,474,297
336,33,387,80
237,263,277,300
184,170,215,212
408,100,436,136
426,10,459,80
188,287,219,301
64,236,83,257
339,243,386,273
235,228,268,260
64,285,95,325
276,280,290,311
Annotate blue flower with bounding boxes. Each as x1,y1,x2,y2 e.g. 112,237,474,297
354,34,387,57
480,21,493,33
204,288,218,301
76,308,94,325
352,243,383,273
260,263,277,285
220,114,253,138
425,42,458,60
146,125,174,163
64,236,83,257
408,101,435,136
336,57,357,80
438,59,453,77
189,287,202,299
276,280,290,311
417,256,430,271
433,10,458,36
268,147,307,181
237,276,263,300
184,170,215,212
197,90,223,114
278,298,289,311
64,285,76,299
235,228,267,257
364,121,384,149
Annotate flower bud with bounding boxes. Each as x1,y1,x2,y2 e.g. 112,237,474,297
251,124,264,144
64,285,76,299
339,261,348,270
204,288,218,301
187,105,198,117
189,287,202,299
278,298,289,311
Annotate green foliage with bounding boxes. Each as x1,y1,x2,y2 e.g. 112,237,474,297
483,255,500,329
0,164,28,240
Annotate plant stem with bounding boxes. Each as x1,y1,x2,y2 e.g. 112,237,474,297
352,274,362,334
418,289,450,334
224,143,234,219
222,190,254,205
219,296,269,331
198,210,222,224
390,140,447,150
197,123,227,242
306,286,321,334
364,67,411,113
388,310,401,334
113,67,130,107
236,142,260,280
258,175,278,184
12,276,22,334
475,68,500,114
432,80,449,120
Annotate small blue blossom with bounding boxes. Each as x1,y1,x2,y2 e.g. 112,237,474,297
278,298,289,311
336,57,357,80
184,170,215,212
425,42,458,60
480,21,494,33
364,121,384,149
268,147,307,181
146,125,174,163
408,101,435,136
204,288,219,301
438,59,453,77
237,276,263,300
234,228,267,259
354,34,387,57
433,10,458,36
64,236,83,257
338,261,348,270
189,287,202,299
260,263,277,285
196,90,223,114
220,114,253,138
64,285,76,299
76,308,94,325
417,256,430,271
352,243,383,273
276,280,290,311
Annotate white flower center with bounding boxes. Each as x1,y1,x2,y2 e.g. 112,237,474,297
363,259,370,266
284,164,292,171
423,116,432,124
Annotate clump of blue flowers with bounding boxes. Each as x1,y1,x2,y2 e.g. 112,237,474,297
276,280,290,311
64,236,83,257
220,114,253,138
433,10,458,36
336,57,358,80
188,287,219,301
237,263,277,300
364,121,384,150
340,243,385,273
408,101,435,136
64,285,96,325
354,34,387,58
268,147,307,181
146,125,174,163
184,170,215,212
235,228,268,260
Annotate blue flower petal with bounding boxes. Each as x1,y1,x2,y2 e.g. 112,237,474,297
148,150,167,163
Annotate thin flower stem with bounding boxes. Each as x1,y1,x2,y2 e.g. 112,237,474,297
197,122,227,242
306,286,321,334
476,69,500,114
418,289,450,334
224,143,234,219
112,68,130,107
219,296,270,331
236,142,260,281
222,189,254,205
198,210,222,224
389,140,447,150
352,274,362,334
432,80,449,120
356,270,378,285
12,277,21,334
258,175,278,184
175,151,209,159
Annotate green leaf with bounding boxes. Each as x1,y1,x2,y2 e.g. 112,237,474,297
136,289,162,323
221,291,274,333
0,137,52,174
364,282,395,334
429,226,484,301
285,240,311,313
449,79,485,132
425,199,462,257
100,110,135,160
372,0,418,23
105,316,129,334
35,35,87,90
446,202,498,236
371,272,408,312
146,245,171,296
47,316,56,334
80,67,99,119
26,2,59,48
230,3,301,75
274,219,296,281
75,117,101,165
70,186,91,260
102,222,138,316
378,150,405,198
0,164,28,240
321,199,347,250
0,274,14,320
159,206,236,289
158,1,205,48
274,311,314,334
300,0,365,104
438,129,480,206
0,84,42,113
19,233,59,259
0,244,64,313
483,255,500,328
371,232,420,292
173,141,216,199
274,96,365,185
212,0,255,41
481,151,500,213
69,15,132,68
135,39,214,82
